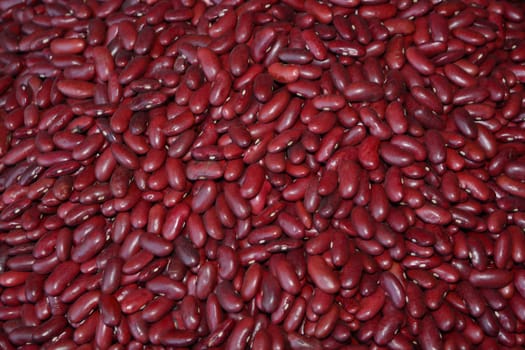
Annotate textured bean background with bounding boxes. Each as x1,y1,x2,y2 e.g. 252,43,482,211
0,0,525,349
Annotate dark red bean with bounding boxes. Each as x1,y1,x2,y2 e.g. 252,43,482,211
139,232,172,257
469,269,514,288
259,271,282,314
380,272,406,309
222,317,253,349
418,315,443,350
68,290,100,324
277,212,305,239
44,261,80,296
269,254,301,295
141,296,174,324
101,257,123,295
223,182,251,219
215,280,243,314
344,82,384,102
307,255,340,294
56,80,95,99
99,293,121,326
239,262,263,302
406,47,435,75
356,286,386,321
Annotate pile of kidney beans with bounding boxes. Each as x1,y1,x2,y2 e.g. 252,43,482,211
1,0,525,348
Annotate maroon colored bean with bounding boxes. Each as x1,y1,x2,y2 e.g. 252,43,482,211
139,232,172,257
126,312,149,344
276,211,304,240
71,228,106,263
269,254,301,295
223,318,254,350
68,290,100,324
406,47,435,75
215,246,237,281
101,257,123,295
343,81,384,102
469,269,514,288
140,297,174,324
380,272,406,309
215,280,243,314
307,255,340,294
99,293,121,326
222,182,250,219
56,80,95,99
44,261,80,296
356,287,386,321
418,315,443,350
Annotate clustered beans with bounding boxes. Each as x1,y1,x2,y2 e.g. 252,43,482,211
0,0,525,349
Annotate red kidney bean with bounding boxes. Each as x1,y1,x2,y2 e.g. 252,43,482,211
259,271,282,314
213,280,242,314
457,281,485,318
380,272,406,309
159,329,197,347
222,182,250,219
355,286,385,322
146,275,186,300
202,206,224,240
238,264,264,304
269,254,301,295
71,227,106,263
343,81,384,102
267,63,299,84
411,85,443,114
68,290,100,324
124,312,149,344
55,80,95,99
119,227,144,260
373,308,404,345
200,315,231,347
98,293,121,327
140,296,174,325
138,232,172,257
229,44,250,77
101,257,122,295
379,141,415,167
60,273,99,305
416,315,442,350
221,317,253,350
312,303,338,339
307,255,340,294
403,282,426,319
193,260,217,300
44,261,80,296
122,248,155,276
425,279,450,310
119,287,154,315
160,201,190,240
275,211,303,239
469,269,514,289
406,47,435,75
